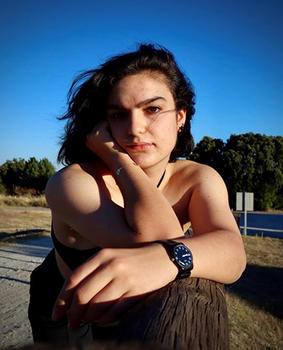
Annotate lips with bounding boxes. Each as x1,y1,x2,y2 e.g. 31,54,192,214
124,142,153,151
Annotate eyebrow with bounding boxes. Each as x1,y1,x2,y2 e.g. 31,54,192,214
107,96,167,110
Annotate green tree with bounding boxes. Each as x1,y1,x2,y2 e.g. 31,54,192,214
0,157,55,194
24,157,40,189
0,158,26,193
0,177,6,194
190,137,224,175
189,133,283,211
37,158,56,192
223,133,283,210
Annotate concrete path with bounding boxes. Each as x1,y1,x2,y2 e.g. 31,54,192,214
0,237,53,349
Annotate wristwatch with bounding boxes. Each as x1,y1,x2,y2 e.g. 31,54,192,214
154,240,193,279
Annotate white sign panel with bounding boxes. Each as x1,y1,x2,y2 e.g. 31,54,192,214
236,192,254,211
245,192,254,211
236,192,243,211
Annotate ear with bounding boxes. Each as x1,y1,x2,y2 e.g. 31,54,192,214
177,109,187,128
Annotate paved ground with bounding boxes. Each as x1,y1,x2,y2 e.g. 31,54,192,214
0,237,53,349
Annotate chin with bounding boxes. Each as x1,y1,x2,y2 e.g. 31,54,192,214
133,153,170,169
129,154,154,167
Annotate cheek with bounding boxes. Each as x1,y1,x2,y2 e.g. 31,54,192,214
152,121,178,148
108,119,122,133
108,122,123,143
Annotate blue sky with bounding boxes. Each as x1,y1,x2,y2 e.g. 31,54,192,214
0,0,282,169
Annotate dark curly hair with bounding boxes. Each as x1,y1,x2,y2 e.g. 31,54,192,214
58,43,196,165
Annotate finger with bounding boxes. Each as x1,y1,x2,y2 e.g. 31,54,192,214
52,254,101,321
67,303,86,331
66,275,111,330
66,262,118,330
83,279,125,323
98,294,142,325
51,275,75,321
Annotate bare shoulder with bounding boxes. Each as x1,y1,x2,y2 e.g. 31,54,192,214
45,162,104,210
173,161,239,235
47,163,94,184
47,164,92,193
172,159,225,189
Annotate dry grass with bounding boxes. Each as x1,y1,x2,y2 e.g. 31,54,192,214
0,207,51,243
0,194,48,207
0,200,282,348
226,236,283,349
226,293,282,349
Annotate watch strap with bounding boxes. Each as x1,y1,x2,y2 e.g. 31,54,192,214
154,240,193,279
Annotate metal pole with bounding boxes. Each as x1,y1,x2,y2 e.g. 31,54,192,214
243,192,247,236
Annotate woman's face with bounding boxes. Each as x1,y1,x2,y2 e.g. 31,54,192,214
106,72,186,169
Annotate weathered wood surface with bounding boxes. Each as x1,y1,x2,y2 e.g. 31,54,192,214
92,278,229,350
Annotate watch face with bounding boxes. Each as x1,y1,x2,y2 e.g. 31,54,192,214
173,244,193,270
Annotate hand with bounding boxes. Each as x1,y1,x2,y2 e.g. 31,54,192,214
86,121,125,161
52,243,178,330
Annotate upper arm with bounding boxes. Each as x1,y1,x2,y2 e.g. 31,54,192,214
188,165,240,236
46,166,136,248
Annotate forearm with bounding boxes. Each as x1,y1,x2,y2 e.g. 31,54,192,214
52,229,246,328
103,153,183,240
85,123,182,241
167,229,246,284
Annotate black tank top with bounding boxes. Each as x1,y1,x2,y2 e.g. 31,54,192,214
51,225,101,270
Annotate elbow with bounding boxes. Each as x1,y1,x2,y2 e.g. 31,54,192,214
228,254,246,284
225,240,247,284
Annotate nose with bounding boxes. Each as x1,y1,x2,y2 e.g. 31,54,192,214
126,110,147,135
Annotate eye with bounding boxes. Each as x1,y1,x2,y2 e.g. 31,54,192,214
145,106,161,114
108,111,127,120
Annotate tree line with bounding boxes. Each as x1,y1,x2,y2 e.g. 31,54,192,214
189,133,283,211
0,157,55,195
0,133,282,210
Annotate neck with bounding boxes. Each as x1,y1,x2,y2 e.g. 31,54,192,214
141,158,169,188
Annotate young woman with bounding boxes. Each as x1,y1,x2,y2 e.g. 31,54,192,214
28,44,246,344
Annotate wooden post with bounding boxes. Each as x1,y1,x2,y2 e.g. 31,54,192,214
91,278,229,349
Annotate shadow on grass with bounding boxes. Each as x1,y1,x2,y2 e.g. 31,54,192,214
0,229,49,243
226,263,283,319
